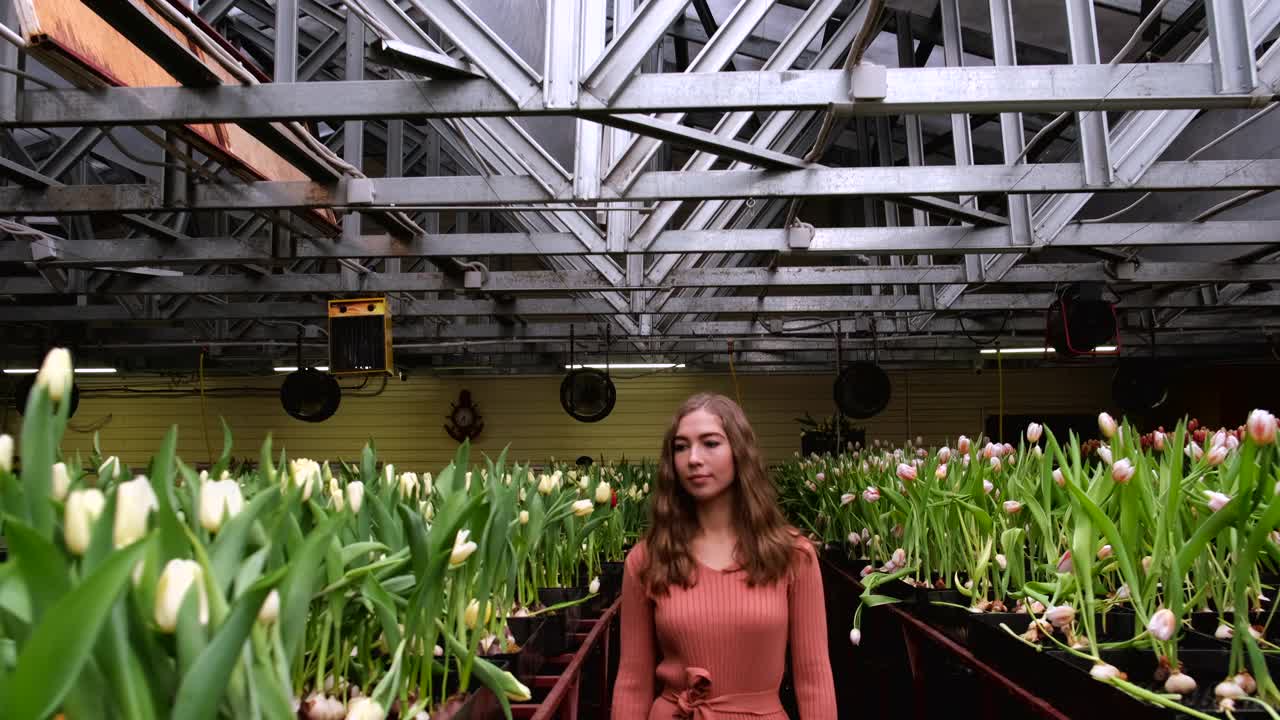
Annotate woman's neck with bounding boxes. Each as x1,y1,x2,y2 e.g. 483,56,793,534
695,488,737,541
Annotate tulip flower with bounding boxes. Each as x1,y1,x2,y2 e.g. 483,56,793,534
1096,544,1112,560
982,480,994,495
840,493,856,506
594,482,611,504
538,474,555,495
1052,468,1065,487
1111,459,1135,484
464,599,481,629
957,435,971,454
815,472,825,483
449,529,478,567
1097,446,1113,465
347,481,364,514
995,553,1007,570
1204,489,1231,512
1147,607,1176,641
36,347,73,404
114,476,158,548
65,488,106,555
589,576,600,594
862,487,880,503
847,532,861,546
1098,412,1118,439
849,628,862,646
895,463,917,482
1248,409,1277,446
288,458,320,500
937,447,952,464
398,472,418,499
423,472,434,497
256,589,280,626
1186,442,1204,461
935,464,948,480
1002,500,1022,515
572,499,594,517
155,559,208,632
1056,551,1073,574
1025,422,1043,444
1045,605,1076,629
990,456,1002,473
51,462,71,501
98,455,120,483
519,509,529,525
199,478,244,533
1206,445,1228,466
0,434,11,473
1153,431,1166,451
346,698,386,720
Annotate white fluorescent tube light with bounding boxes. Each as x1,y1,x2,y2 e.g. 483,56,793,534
565,363,686,370
979,346,1117,355
4,367,117,374
274,366,329,372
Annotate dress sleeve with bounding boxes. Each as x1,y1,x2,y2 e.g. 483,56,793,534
788,540,838,719
611,543,657,720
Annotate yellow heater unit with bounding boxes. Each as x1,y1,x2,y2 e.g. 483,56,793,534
327,297,394,376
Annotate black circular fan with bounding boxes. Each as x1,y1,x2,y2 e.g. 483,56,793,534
1112,359,1169,412
833,361,891,419
1047,284,1116,356
560,368,616,423
12,373,81,419
280,368,341,423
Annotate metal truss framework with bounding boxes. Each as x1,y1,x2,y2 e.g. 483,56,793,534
1,0,1279,374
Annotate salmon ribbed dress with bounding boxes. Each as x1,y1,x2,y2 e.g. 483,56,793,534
610,539,838,720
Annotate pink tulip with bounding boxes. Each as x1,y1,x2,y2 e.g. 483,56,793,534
1002,500,1022,515
1098,412,1118,439
1153,431,1166,452
1186,443,1204,461
1002,443,1016,457
863,487,880,503
1203,490,1231,512
1026,423,1043,444
896,463,918,483
983,479,994,495
1052,468,1065,487
990,456,1002,473
1057,551,1073,574
1111,459,1135,484
935,464,948,480
1097,544,1112,560
1248,409,1278,446
957,435,971,454
982,443,995,460
815,472,825,483
1206,446,1229,466
937,447,952,464
1097,446,1113,465
840,493,856,506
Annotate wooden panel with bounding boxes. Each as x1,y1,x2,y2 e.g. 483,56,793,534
0,366,1169,474
17,0,337,229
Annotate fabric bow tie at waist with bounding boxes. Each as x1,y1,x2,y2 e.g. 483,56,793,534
659,667,784,719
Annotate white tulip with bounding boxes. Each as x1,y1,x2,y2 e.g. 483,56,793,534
154,559,208,632
36,347,73,404
199,479,244,533
346,481,364,513
64,488,106,555
114,476,158,548
449,529,478,567
287,459,320,500
51,462,71,501
98,455,120,483
258,589,280,625
589,576,600,594
571,499,594,517
849,628,862,646
594,482,611,505
0,434,11,473
518,510,530,525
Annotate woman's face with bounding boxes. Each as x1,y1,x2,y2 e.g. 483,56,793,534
673,408,736,504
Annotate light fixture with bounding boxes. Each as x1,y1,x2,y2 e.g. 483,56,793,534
564,363,685,370
274,366,329,372
979,346,1116,356
3,367,117,374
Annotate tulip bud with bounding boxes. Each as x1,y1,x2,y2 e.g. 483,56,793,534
847,532,861,546
199,479,244,533
862,487,880,503
990,456,1002,473
1153,431,1166,452
594,482,611,505
519,510,530,525
1097,446,1113,465
537,474,555,495
935,464,948,480
287,459,319,500
1002,500,1022,515
1203,489,1231,512
1025,423,1043,444
0,434,11,474
155,559,208,632
1045,605,1076,629
957,435,971,454
1111,459,1135,484
983,479,994,495
346,697,386,720
840,493,856,506
464,599,481,629
896,463,917,483
36,347,73,404
995,553,1007,570
1248,410,1278,446
937,447,952,464
449,529,478,567
572,499,594,517
346,481,364,514
589,576,600,594
50,462,71,501
1097,544,1112,560
1098,412,1118,439
114,476,158,548
64,488,106,555
258,589,280,625
1206,445,1228,466
849,628,862,646
398,472,418,499
891,548,906,568
1057,551,1073,574
1186,442,1204,461
1147,608,1177,641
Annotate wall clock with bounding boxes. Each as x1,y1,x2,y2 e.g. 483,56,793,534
445,389,484,442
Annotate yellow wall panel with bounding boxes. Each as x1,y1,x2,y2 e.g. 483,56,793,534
2,367,1119,472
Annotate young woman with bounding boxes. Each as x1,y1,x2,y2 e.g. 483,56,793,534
611,393,838,719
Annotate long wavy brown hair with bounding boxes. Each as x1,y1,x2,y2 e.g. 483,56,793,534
639,392,800,595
